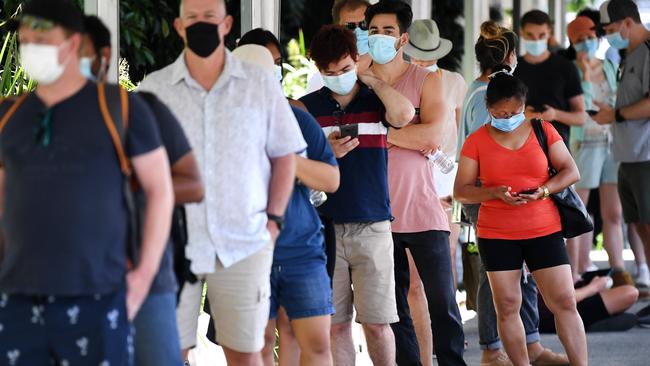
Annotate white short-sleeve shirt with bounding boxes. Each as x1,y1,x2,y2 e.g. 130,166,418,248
139,51,307,273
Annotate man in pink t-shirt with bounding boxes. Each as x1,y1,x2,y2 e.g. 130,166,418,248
366,2,466,365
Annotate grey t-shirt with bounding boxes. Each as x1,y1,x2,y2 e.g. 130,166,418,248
614,42,650,163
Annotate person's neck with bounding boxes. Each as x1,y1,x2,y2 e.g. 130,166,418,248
523,50,551,65
478,71,491,83
627,24,650,52
35,66,87,107
371,53,410,86
185,46,226,91
332,83,361,110
357,54,373,74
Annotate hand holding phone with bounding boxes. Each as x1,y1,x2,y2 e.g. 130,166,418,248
339,124,359,139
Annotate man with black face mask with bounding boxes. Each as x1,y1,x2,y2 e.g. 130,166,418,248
138,0,307,365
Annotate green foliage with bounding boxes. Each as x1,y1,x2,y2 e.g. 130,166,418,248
567,0,596,13
119,0,183,83
282,30,316,100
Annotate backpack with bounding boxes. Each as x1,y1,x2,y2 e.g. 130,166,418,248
0,82,141,266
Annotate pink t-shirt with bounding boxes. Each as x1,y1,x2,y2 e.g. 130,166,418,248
388,64,450,233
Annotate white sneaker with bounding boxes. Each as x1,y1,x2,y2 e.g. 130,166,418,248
637,264,650,288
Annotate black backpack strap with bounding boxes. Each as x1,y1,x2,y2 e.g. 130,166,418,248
531,119,557,176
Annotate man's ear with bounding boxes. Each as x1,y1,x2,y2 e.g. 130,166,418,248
174,17,186,43
221,14,234,37
399,32,409,48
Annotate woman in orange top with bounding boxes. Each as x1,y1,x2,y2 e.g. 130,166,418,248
454,66,587,366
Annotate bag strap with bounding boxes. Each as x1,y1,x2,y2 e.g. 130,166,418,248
97,82,131,176
0,94,29,133
531,119,556,174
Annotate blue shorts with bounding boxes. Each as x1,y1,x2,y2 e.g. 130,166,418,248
133,292,183,366
269,260,334,320
0,289,132,366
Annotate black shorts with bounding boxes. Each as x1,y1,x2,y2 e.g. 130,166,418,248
478,232,569,272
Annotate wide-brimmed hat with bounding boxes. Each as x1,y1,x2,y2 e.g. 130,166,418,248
232,44,275,74
404,19,452,61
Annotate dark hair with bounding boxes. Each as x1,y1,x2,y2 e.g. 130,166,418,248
310,24,359,70
332,0,371,24
238,28,282,54
521,9,552,28
486,65,528,107
83,15,111,57
475,21,518,73
608,0,642,24
577,8,602,34
365,0,413,34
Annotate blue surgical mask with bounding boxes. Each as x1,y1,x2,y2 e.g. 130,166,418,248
274,64,283,81
606,31,629,50
522,39,548,57
354,28,369,55
369,34,399,65
490,111,526,132
79,56,96,81
574,38,599,58
322,68,358,95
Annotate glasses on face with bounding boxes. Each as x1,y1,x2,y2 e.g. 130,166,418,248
343,21,368,31
20,15,56,31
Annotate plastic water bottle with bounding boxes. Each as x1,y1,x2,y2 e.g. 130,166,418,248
309,190,327,207
427,149,454,174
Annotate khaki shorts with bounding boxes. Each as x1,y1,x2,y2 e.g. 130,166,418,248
332,220,399,325
176,242,273,353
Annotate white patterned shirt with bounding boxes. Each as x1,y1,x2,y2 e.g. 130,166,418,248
139,51,306,273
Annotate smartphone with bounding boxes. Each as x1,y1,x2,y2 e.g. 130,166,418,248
577,268,613,288
339,124,359,139
519,188,538,195
587,110,599,116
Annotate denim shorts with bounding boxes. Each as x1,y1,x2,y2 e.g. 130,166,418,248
269,260,334,320
574,142,618,189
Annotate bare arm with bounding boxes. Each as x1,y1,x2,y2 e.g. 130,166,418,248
171,152,204,205
593,95,650,125
267,154,297,239
359,72,414,127
128,147,175,320
544,140,581,194
387,72,447,151
296,156,340,193
542,95,586,126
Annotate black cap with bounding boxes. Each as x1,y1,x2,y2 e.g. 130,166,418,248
7,0,84,33
599,0,641,26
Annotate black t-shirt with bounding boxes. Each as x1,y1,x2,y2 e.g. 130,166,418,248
514,53,583,144
138,92,192,294
0,82,162,296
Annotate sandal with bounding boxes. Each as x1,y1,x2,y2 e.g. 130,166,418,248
530,348,569,366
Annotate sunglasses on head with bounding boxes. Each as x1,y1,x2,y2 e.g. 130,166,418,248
344,21,368,31
20,15,56,31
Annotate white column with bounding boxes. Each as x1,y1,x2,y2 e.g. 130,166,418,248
241,0,281,38
411,0,432,20
462,0,489,82
84,0,120,83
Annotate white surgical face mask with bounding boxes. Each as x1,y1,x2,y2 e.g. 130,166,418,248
20,42,70,85
80,56,96,81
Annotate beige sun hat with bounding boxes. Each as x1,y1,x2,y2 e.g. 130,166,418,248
232,44,275,74
404,19,453,61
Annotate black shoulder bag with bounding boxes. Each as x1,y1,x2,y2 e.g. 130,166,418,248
531,119,594,238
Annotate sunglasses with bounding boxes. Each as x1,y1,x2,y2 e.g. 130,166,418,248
343,21,368,31
20,15,56,31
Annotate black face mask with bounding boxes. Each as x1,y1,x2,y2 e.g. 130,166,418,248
185,22,221,58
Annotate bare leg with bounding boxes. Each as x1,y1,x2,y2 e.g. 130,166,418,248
292,315,333,366
278,308,301,366
599,285,639,315
532,265,588,366
629,223,647,267
330,322,355,366
406,250,433,366
600,184,626,271
262,319,278,366
362,323,395,366
486,270,529,366
222,347,263,366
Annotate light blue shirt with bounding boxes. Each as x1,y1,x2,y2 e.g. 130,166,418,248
457,79,489,159
139,51,307,272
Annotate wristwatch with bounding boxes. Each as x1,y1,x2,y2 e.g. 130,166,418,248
541,186,551,200
267,213,285,231
615,108,626,123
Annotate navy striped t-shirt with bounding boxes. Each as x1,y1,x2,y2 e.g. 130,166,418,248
300,84,391,224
